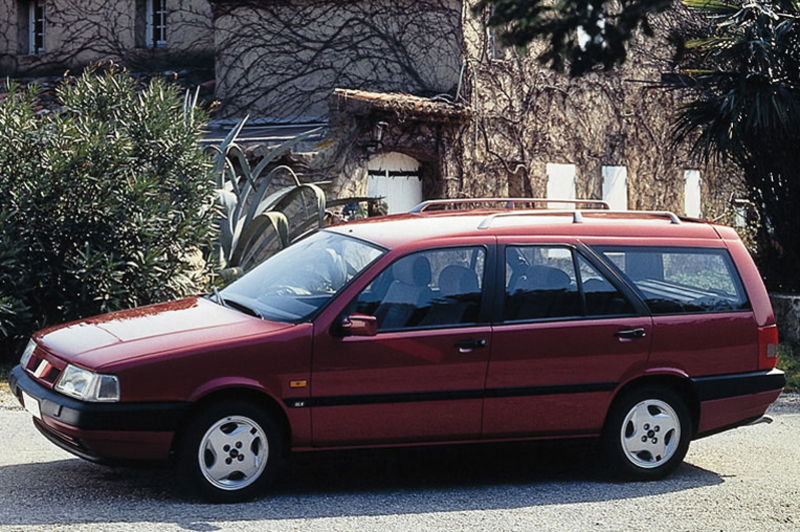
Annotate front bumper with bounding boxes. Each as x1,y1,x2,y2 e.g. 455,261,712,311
9,366,189,463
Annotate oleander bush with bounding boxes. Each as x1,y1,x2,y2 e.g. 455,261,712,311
0,69,218,360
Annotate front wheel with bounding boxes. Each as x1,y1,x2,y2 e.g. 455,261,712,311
602,387,692,480
176,400,285,502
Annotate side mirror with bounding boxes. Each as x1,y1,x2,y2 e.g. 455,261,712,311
339,314,378,337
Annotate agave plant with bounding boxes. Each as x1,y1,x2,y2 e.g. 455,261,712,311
207,117,327,275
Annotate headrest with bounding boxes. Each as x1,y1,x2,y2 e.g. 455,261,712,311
439,265,479,296
525,265,570,290
393,255,432,287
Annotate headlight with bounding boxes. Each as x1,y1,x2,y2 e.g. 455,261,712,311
19,339,36,369
55,364,120,402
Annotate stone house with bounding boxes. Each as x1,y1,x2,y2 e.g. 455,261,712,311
0,0,746,221
0,0,213,74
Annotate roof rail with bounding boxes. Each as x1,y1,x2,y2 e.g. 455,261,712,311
477,209,682,230
409,197,610,213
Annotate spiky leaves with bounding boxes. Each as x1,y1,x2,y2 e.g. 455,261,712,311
210,119,326,274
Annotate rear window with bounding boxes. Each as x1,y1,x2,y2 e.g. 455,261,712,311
595,246,750,314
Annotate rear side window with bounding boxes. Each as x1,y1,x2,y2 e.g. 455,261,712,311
596,247,750,314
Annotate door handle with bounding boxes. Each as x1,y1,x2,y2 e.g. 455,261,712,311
614,328,647,339
454,338,488,352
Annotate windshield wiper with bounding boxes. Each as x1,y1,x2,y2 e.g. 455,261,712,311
211,286,225,306
222,297,264,319
208,289,264,319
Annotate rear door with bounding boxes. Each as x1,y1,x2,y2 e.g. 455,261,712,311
593,245,756,376
483,239,653,437
311,240,495,446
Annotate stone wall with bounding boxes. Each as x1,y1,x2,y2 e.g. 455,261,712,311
277,2,746,222
213,0,463,120
455,2,745,217
772,294,800,343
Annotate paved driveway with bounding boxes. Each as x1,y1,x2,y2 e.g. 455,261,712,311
0,398,797,531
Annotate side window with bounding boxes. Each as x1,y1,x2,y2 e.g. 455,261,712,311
504,246,581,321
597,247,750,314
354,247,486,331
577,256,636,316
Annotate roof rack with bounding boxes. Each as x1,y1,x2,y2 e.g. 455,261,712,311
409,198,610,213
477,209,682,230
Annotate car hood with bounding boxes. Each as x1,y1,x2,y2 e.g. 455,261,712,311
34,297,294,370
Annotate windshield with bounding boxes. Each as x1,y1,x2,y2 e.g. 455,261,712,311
221,231,385,322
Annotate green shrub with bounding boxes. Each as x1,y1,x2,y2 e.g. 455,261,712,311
0,69,218,358
777,343,800,393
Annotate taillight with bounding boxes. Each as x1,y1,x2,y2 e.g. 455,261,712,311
757,325,779,370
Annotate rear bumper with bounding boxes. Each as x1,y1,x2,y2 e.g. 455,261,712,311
9,365,188,463
692,369,785,437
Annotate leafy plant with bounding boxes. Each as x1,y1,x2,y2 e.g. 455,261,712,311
475,0,673,75
0,68,218,356
208,117,326,275
777,342,800,393
663,0,800,291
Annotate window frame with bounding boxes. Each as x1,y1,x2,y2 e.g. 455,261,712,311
345,244,495,334
590,245,752,316
26,0,45,55
146,0,168,48
494,243,647,325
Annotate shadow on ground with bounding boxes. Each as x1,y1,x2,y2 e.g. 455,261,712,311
0,439,722,528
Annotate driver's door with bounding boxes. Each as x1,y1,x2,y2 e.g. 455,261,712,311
310,243,494,446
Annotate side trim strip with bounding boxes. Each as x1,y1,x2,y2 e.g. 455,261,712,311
691,369,786,401
285,381,617,408
486,382,617,398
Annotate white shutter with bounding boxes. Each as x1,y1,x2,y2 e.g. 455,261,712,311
602,166,628,210
546,163,577,209
684,170,702,218
367,152,422,214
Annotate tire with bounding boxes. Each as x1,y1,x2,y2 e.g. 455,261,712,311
176,400,286,502
601,386,692,480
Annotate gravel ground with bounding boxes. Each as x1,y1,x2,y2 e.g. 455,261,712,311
0,393,797,532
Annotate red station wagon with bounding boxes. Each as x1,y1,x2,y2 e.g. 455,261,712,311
10,199,786,501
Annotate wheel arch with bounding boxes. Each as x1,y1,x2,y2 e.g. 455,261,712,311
170,387,292,459
607,373,700,436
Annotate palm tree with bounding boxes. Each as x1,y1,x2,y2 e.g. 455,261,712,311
665,0,800,291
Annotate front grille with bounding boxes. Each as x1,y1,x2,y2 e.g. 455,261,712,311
25,348,65,387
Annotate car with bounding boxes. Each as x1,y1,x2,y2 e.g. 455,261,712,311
9,198,786,502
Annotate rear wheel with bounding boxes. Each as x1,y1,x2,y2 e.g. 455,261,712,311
602,387,691,480
177,400,285,502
